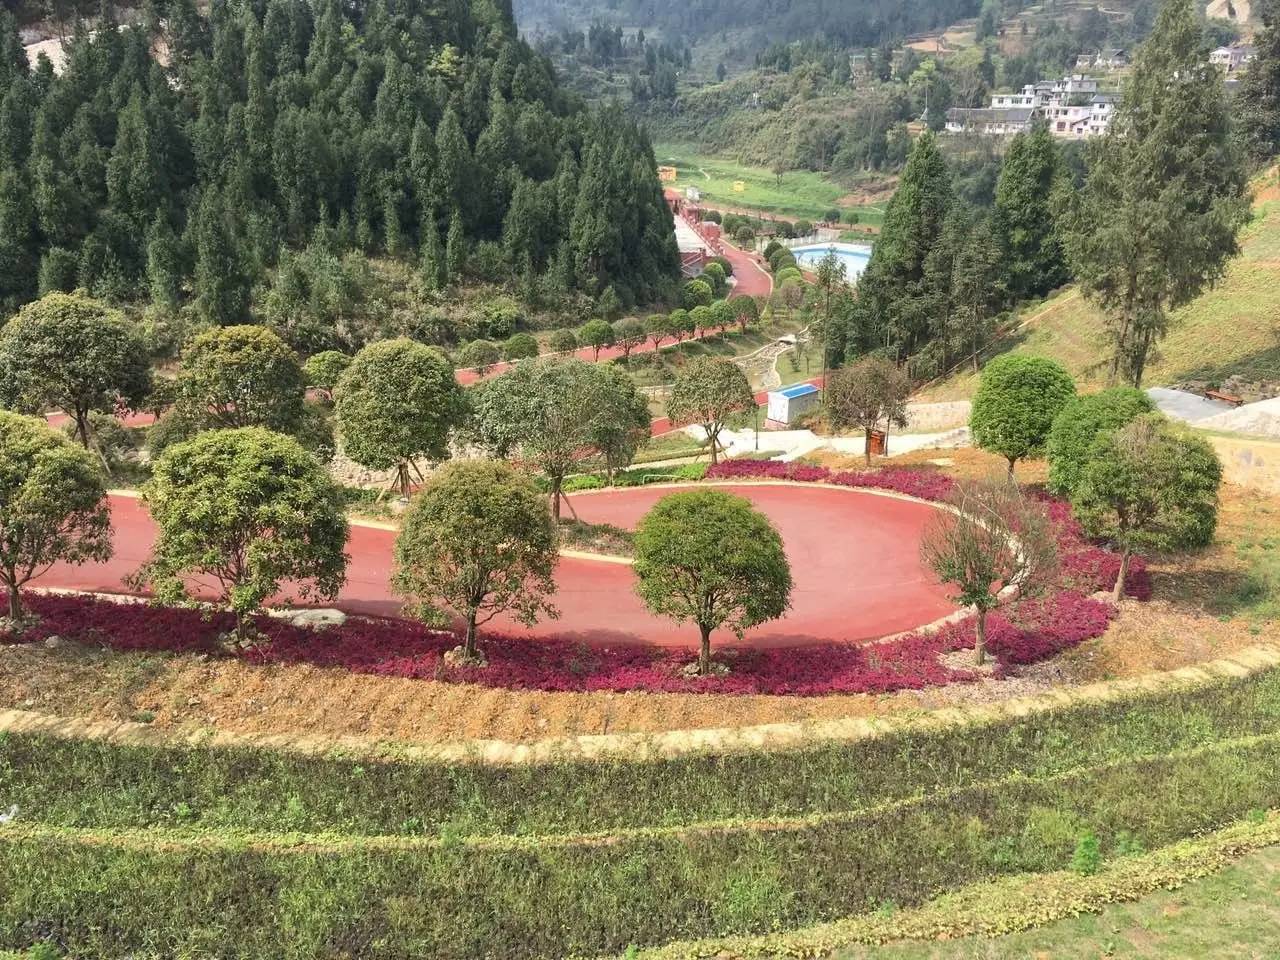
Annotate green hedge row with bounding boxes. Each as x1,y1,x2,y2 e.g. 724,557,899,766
5,734,1280,959
3,670,1280,839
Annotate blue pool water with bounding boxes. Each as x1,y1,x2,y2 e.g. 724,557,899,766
790,242,872,283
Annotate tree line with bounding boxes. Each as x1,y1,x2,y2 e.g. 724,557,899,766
0,0,680,325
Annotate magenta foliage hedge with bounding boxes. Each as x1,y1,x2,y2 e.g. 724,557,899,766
3,466,1141,698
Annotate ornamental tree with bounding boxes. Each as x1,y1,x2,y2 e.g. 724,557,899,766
825,356,911,464
644,313,675,349
303,350,352,403
470,358,628,518
666,357,754,464
132,427,349,639
633,489,793,674
612,317,647,360
1072,415,1221,600
0,292,151,452
393,459,559,662
334,339,467,499
1046,386,1154,496
731,295,759,334
588,363,651,482
578,318,615,360
970,355,1076,477
457,338,501,372
547,328,578,353
502,332,540,361
682,278,713,310
920,477,1059,665
0,412,112,621
174,325,306,434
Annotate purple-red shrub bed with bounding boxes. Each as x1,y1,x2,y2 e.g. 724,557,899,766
5,585,1113,696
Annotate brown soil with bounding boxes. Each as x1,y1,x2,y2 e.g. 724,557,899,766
3,449,1274,747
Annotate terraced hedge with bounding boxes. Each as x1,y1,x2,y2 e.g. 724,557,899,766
4,667,1280,958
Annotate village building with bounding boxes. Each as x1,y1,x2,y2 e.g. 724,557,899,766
946,74,1118,141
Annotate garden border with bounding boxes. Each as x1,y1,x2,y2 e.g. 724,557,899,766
2,644,1276,766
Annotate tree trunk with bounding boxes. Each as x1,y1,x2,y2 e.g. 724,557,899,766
864,427,872,465
6,581,20,621
551,476,563,520
1112,550,1131,602
708,429,719,465
464,611,478,659
397,462,412,500
974,609,988,666
699,622,712,675
75,409,91,449
1006,457,1016,481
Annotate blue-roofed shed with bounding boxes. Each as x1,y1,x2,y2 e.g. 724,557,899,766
766,383,820,425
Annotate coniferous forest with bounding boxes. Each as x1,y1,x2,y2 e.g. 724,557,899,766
0,0,680,332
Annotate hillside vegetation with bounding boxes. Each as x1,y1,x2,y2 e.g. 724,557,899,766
920,187,1280,400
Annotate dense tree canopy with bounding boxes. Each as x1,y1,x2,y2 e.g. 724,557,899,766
1046,386,1154,496
133,426,348,636
393,459,559,661
665,356,754,464
172,325,306,434
333,339,467,498
970,354,1076,476
0,0,678,318
0,411,112,620
0,292,151,451
1238,0,1280,165
994,126,1069,301
632,489,792,674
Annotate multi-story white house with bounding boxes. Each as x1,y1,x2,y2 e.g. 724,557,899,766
1209,44,1256,72
945,74,1118,140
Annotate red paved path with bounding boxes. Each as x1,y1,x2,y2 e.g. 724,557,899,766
39,484,954,650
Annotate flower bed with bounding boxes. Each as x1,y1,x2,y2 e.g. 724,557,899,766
3,466,1145,697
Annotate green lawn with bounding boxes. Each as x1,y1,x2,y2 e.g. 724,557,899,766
655,142,885,227
834,843,1280,959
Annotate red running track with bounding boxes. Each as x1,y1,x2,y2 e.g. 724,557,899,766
37,484,955,650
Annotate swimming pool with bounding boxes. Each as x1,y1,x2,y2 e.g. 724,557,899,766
790,242,873,283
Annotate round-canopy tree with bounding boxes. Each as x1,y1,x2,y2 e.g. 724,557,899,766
174,325,306,434
131,427,349,639
825,356,911,464
547,328,578,354
666,356,754,464
1046,386,1154,496
921,477,1059,665
303,350,352,403
502,332,540,361
730,295,759,334
457,339,501,372
588,364,651,483
1072,414,1221,600
0,412,112,621
470,357,634,518
633,490,793,674
334,339,467,499
577,318,615,360
0,292,151,452
970,354,1076,477
611,317,647,360
393,460,559,663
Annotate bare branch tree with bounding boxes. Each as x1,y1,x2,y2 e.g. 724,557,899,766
920,477,1060,665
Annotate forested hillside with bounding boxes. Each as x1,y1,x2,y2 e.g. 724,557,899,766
0,0,679,334
515,0,983,55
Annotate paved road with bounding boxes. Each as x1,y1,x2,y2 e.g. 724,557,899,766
38,484,954,650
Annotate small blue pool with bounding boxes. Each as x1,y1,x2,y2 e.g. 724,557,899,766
790,242,872,283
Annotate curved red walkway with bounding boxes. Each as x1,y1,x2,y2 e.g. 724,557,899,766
37,484,955,650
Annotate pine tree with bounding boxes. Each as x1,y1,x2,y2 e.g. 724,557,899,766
193,189,251,326
845,131,952,361
0,166,37,311
994,125,1069,300
1062,0,1251,387
950,216,1007,372
1238,0,1280,165
445,209,466,283
420,217,446,291
146,213,183,309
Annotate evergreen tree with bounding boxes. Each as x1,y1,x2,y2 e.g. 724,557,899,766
193,190,251,326
844,131,952,361
420,218,446,291
1238,0,1280,165
1062,0,1250,387
146,213,183,309
994,126,1069,301
445,209,467,283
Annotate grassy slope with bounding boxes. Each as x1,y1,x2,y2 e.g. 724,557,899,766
655,141,887,226
836,842,1280,959
920,194,1280,401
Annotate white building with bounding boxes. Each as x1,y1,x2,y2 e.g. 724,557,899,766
1210,44,1256,72
945,74,1117,140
